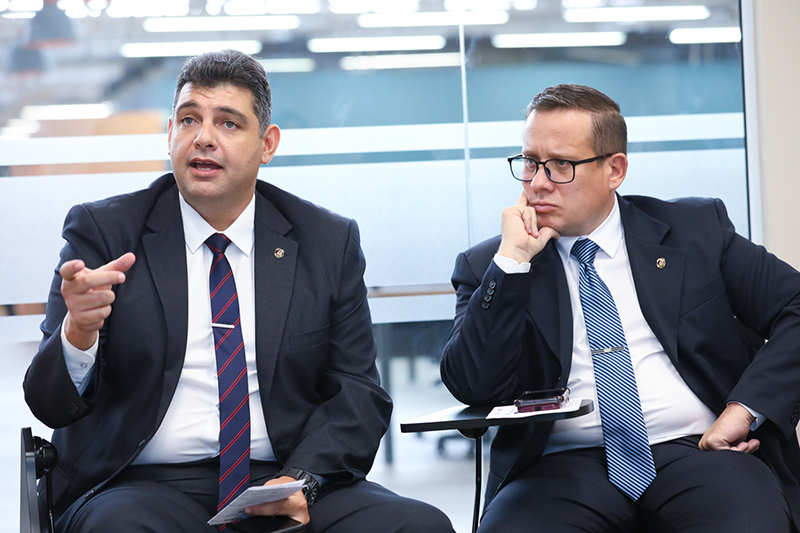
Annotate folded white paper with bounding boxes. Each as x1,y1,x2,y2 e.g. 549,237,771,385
208,481,306,525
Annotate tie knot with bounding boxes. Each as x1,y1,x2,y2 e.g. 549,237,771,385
570,238,599,265
205,233,231,255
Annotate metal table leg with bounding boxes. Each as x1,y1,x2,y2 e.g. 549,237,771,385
458,427,488,533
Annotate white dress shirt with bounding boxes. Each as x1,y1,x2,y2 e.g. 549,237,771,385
62,192,275,463
494,197,719,454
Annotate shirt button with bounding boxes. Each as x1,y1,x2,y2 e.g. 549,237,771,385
80,363,88,368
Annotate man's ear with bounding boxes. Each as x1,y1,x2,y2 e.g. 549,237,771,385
261,124,281,165
167,117,173,156
607,153,628,191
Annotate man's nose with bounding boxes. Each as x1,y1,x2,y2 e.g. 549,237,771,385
529,164,553,192
194,124,215,148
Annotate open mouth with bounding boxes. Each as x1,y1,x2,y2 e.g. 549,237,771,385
191,160,222,171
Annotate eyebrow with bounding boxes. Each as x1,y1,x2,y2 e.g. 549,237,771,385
175,101,250,124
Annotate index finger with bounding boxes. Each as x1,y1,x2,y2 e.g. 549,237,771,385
96,252,136,274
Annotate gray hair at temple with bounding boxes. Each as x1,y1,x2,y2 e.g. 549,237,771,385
527,84,627,156
172,49,272,136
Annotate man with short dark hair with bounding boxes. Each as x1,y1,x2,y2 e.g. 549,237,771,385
25,49,454,533
441,84,800,532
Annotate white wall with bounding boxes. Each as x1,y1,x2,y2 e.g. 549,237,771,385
754,1,800,266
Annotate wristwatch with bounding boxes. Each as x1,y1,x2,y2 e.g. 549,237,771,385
274,467,319,506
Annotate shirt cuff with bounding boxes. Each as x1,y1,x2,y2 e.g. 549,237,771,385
730,401,765,430
493,253,531,274
61,320,98,392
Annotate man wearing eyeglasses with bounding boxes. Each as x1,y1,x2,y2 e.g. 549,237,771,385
441,84,800,532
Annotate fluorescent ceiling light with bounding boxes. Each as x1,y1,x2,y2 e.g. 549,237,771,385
358,10,509,27
669,27,741,44
2,11,36,18
143,15,300,32
119,40,263,57
258,58,316,73
0,119,41,139
105,0,189,18
20,103,114,121
444,0,532,10
564,6,711,23
493,31,626,48
329,0,412,14
308,35,446,53
223,0,320,15
341,52,462,70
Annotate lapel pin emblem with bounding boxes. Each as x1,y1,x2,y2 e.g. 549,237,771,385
274,248,285,259
656,257,666,269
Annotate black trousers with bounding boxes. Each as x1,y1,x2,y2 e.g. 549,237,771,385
478,436,791,533
57,459,454,533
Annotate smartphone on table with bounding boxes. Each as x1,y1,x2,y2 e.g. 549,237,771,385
514,388,569,413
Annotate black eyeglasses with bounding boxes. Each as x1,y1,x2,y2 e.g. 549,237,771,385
507,153,613,184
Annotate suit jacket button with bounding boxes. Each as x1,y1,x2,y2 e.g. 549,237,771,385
481,301,490,309
489,280,497,289
67,403,79,415
483,294,492,303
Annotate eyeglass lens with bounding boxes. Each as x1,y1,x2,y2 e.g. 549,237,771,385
511,158,574,183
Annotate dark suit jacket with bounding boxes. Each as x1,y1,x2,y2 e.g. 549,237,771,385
24,173,392,520
441,194,800,523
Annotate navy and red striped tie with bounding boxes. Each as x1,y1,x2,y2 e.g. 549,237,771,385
206,233,251,525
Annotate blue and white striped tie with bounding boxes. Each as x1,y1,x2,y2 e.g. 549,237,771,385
571,238,656,501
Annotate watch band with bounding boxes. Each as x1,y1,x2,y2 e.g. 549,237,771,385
275,467,319,506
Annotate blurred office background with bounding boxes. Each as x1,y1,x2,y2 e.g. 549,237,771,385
1,1,798,531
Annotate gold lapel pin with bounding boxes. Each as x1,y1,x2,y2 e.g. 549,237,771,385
274,248,285,259
656,257,666,269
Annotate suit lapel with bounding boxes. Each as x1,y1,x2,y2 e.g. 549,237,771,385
140,180,190,424
619,196,685,363
252,189,297,408
527,242,573,373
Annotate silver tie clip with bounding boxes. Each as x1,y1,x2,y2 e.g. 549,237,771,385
212,323,235,329
591,346,625,355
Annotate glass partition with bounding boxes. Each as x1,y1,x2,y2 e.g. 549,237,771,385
0,2,750,530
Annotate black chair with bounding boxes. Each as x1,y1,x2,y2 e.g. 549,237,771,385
21,427,58,533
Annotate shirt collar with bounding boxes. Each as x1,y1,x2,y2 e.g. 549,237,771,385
556,195,623,261
179,193,256,257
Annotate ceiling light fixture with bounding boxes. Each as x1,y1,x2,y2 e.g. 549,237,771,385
223,0,320,15
119,40,263,57
340,52,462,70
492,31,627,48
258,58,316,73
20,102,115,121
143,15,300,32
2,11,37,18
669,27,741,44
564,6,711,23
28,1,78,48
307,35,447,53
357,10,509,27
